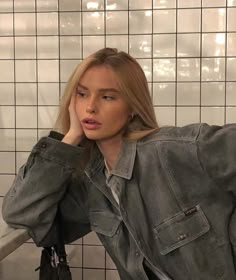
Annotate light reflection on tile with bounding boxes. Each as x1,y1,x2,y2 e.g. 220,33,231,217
154,0,176,8
201,58,225,81
60,12,81,35
129,35,152,58
202,0,226,7
37,0,58,11
82,0,104,10
106,0,128,10
178,0,201,8
153,10,176,33
202,33,225,57
129,0,152,9
82,12,104,34
153,59,176,82
177,58,200,81
60,0,81,11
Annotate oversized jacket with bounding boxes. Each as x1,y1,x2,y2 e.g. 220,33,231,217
2,123,236,280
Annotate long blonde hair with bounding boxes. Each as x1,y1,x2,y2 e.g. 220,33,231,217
55,48,159,140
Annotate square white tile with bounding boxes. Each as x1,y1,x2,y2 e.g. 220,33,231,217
66,244,83,267
106,11,128,34
0,37,14,59
178,9,201,32
83,231,102,245
105,35,128,52
106,270,120,280
0,14,13,35
201,82,225,105
38,83,60,105
82,12,104,35
201,58,225,81
15,37,36,59
176,107,200,126
202,8,226,32
177,34,200,57
202,33,225,57
129,35,152,58
153,34,176,58
228,0,236,6
83,269,105,280
37,12,58,35
16,83,37,105
201,106,225,125
14,0,35,11
14,13,36,35
0,106,15,128
153,10,176,33
60,60,81,82
177,82,200,105
153,83,176,106
0,0,13,12
153,59,176,82
0,152,15,173
15,60,36,82
0,60,14,82
0,129,15,151
154,106,176,126
60,12,81,35
0,84,14,105
16,129,37,151
83,245,105,268
129,11,152,34
60,36,81,59
16,106,37,128
106,252,117,269
82,36,105,57
0,174,15,196
37,36,59,59
38,106,58,129
37,60,59,82
177,58,200,82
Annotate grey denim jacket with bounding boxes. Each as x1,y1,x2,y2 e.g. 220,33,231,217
2,123,236,280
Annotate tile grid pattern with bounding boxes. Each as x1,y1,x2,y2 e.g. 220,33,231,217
0,0,236,279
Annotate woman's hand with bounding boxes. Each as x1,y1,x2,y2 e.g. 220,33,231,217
62,93,84,145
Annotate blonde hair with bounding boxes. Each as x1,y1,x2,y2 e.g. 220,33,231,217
55,48,159,140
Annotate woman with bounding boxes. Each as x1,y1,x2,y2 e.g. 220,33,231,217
2,48,236,280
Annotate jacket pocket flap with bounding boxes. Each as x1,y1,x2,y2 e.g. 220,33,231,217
154,205,210,255
90,211,121,237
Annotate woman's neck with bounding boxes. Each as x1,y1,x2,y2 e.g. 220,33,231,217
96,137,123,171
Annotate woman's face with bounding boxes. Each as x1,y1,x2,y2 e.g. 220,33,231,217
75,65,131,145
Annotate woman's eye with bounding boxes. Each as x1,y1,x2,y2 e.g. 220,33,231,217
76,90,86,97
103,95,115,100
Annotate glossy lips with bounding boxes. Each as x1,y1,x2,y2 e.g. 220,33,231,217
82,118,101,130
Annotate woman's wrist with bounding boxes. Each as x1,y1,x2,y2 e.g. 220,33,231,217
61,133,83,145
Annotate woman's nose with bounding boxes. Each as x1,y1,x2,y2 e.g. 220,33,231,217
86,98,97,113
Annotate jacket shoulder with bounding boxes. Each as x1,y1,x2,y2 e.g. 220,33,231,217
139,123,203,145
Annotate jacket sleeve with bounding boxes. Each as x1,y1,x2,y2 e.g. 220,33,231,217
2,131,91,246
196,123,236,193
196,123,236,252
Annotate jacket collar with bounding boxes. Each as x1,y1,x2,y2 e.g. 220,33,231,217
84,139,137,180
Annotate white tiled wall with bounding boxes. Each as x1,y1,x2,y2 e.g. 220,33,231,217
0,0,236,279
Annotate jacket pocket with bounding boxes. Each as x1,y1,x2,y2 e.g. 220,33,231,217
153,205,210,255
89,211,121,237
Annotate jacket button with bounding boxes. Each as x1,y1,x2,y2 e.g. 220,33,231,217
178,234,187,241
135,251,140,257
40,142,47,149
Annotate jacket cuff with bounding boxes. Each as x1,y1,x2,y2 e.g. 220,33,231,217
32,133,87,170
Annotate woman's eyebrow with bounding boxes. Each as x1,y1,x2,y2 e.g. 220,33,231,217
77,82,88,90
77,82,119,93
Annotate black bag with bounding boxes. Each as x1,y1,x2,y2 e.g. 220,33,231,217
35,211,72,280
